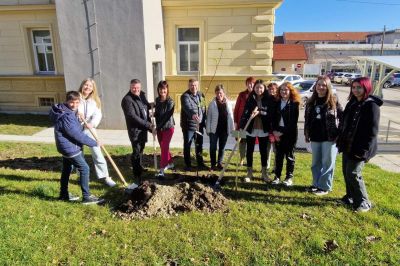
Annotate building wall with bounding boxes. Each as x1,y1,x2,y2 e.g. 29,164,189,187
55,0,148,129
0,4,65,114
162,0,282,110
273,60,306,74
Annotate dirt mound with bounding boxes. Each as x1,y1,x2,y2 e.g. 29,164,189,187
115,181,228,219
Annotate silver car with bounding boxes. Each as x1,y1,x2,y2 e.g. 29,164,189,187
292,80,337,108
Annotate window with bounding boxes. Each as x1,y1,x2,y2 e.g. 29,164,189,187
177,28,199,73
31,30,55,74
38,97,55,107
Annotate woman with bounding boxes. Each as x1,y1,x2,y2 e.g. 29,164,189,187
240,79,277,182
154,80,175,177
266,82,279,173
272,82,300,186
304,76,343,195
78,78,116,187
233,77,256,166
206,84,234,171
337,77,382,212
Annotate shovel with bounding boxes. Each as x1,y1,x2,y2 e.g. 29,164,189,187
214,107,259,189
81,119,138,192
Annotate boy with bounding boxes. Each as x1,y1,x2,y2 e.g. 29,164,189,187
50,91,104,205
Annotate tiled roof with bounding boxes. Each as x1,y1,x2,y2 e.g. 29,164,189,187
273,44,307,60
284,32,371,41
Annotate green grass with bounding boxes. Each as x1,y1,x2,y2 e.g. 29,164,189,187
0,142,399,265
0,113,51,135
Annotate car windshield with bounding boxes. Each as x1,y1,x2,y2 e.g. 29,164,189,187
272,76,285,81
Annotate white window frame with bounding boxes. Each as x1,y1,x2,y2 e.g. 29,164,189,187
176,27,199,74
31,29,55,74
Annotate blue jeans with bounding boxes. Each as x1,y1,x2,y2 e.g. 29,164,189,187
342,152,370,208
182,128,204,167
209,133,228,167
311,141,338,191
60,152,90,199
84,129,109,179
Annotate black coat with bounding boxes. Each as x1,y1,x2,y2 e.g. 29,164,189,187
180,90,206,131
276,100,299,147
239,91,278,133
337,95,382,161
154,96,175,131
121,91,151,143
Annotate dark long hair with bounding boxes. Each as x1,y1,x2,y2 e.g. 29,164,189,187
348,77,372,101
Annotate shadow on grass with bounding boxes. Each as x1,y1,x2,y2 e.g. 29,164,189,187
0,113,51,128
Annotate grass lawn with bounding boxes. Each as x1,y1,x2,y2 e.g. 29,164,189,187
0,142,399,265
0,113,51,135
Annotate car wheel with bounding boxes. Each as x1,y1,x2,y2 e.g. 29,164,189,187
383,82,391,88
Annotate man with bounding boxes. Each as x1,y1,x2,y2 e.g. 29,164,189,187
180,78,207,171
121,79,153,180
49,91,104,205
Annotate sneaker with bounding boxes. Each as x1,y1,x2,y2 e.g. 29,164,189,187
59,193,80,202
244,177,251,183
355,202,372,213
271,177,280,185
340,195,354,206
156,169,165,179
102,177,116,187
165,163,175,170
307,186,318,193
282,178,293,187
262,167,271,183
82,195,105,205
313,189,329,196
216,163,224,170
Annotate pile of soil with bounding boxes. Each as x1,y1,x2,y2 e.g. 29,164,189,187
115,181,228,219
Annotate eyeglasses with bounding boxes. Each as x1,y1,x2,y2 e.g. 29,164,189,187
351,86,363,90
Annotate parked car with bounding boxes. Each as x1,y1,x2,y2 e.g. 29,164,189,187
271,74,304,86
292,80,337,108
333,72,347,84
342,73,362,85
383,73,400,88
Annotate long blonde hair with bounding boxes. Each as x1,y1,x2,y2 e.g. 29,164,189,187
78,78,101,109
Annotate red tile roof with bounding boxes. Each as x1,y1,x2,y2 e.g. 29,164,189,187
284,32,371,42
273,44,307,60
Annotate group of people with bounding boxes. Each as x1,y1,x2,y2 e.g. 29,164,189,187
50,75,381,212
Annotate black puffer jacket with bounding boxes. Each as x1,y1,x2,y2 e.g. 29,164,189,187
337,95,382,162
154,96,175,131
239,91,278,133
180,90,206,131
121,91,151,143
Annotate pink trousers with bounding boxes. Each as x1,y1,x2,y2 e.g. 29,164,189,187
157,127,174,168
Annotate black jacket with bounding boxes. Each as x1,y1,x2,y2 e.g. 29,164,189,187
304,99,343,142
337,95,382,161
180,90,206,131
239,91,278,133
154,96,175,131
121,91,151,143
276,100,299,147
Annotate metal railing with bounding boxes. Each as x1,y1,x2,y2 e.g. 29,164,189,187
385,120,400,143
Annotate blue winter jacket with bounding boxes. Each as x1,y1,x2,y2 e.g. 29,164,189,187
49,103,97,157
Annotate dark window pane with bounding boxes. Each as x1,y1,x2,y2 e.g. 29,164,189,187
179,44,188,71
178,28,199,41
190,45,199,71
46,53,55,71
33,30,51,44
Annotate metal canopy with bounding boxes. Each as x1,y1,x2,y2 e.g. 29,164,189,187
350,56,400,97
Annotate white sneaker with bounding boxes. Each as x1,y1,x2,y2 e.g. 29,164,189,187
102,177,116,187
244,177,251,183
165,163,175,170
271,177,280,185
282,178,293,187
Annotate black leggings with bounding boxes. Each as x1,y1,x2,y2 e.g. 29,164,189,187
246,136,269,168
274,135,295,179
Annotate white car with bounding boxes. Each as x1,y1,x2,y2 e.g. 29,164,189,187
292,80,337,108
333,72,346,84
341,73,362,85
271,74,304,86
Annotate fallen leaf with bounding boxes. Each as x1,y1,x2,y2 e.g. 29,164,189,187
366,235,382,243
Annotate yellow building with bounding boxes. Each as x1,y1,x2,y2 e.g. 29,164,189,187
163,0,282,109
0,0,282,123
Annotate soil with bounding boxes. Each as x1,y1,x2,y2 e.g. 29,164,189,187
115,180,229,219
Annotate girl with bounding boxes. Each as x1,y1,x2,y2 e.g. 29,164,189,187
154,80,175,177
337,77,382,212
272,82,300,186
240,79,277,182
266,82,279,173
304,76,343,195
206,84,234,170
78,78,116,187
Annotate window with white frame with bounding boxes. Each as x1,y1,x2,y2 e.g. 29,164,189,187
31,30,55,74
177,28,199,73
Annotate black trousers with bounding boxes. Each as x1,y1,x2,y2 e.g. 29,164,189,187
130,140,145,178
274,135,295,179
246,136,269,168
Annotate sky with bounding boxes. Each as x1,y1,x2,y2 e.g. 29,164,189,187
274,0,400,35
